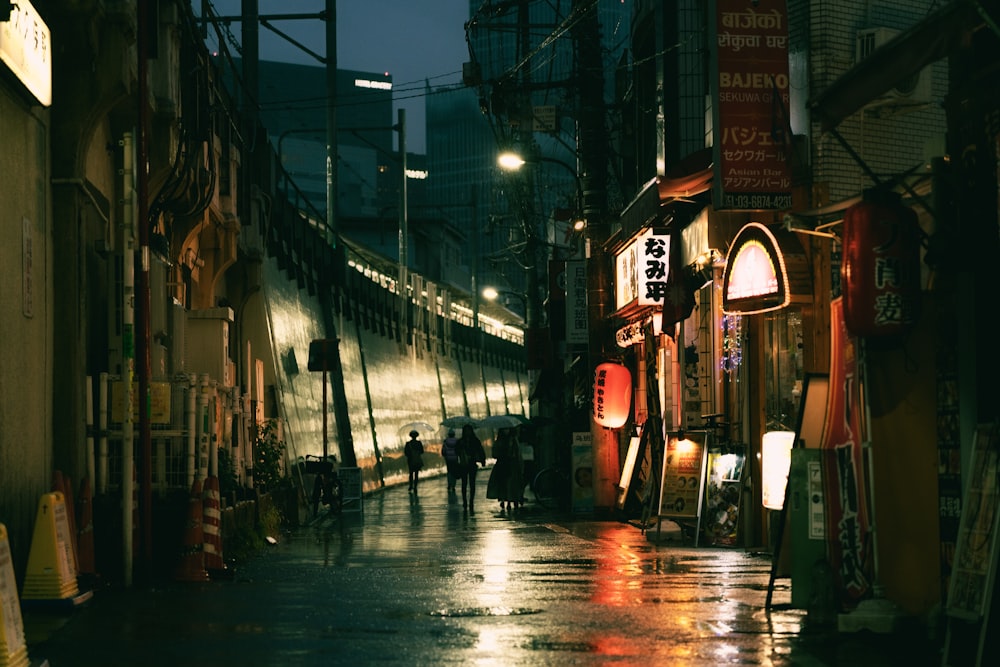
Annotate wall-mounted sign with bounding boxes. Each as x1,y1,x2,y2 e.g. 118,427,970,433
841,191,921,338
721,222,811,314
614,228,671,311
0,0,51,106
709,0,792,210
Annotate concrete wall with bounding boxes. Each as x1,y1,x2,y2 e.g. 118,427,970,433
0,82,54,577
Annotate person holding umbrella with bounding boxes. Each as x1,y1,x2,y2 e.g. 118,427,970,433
455,424,486,511
442,429,460,493
404,430,425,494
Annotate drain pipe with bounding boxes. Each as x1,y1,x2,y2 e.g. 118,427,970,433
98,372,109,494
85,376,95,494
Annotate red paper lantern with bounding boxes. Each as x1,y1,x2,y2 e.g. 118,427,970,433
593,362,632,428
841,190,921,338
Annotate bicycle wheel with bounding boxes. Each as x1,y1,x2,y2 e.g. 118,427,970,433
532,467,566,509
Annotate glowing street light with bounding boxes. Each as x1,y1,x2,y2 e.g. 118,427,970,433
482,286,527,309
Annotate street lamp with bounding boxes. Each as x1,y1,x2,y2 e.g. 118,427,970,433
482,286,527,310
496,150,585,228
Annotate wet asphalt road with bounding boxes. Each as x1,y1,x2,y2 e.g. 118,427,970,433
24,473,942,666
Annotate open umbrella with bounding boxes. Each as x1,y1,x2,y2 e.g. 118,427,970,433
478,414,527,430
441,415,479,429
398,422,439,440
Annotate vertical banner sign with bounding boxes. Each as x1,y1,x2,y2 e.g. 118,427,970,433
821,298,873,605
711,0,792,210
565,260,589,345
639,229,670,306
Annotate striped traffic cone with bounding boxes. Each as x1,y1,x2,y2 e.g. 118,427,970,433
174,479,209,583
202,476,225,575
0,523,31,667
51,470,79,574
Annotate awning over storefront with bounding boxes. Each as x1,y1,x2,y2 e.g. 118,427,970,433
808,0,988,132
618,149,713,241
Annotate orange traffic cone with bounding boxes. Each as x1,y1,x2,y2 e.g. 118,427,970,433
202,476,225,574
76,476,96,580
174,479,209,583
52,470,79,573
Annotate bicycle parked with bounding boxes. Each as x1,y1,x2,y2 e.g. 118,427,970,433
531,465,570,510
297,454,342,517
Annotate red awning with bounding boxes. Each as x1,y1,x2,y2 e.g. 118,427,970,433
808,0,987,132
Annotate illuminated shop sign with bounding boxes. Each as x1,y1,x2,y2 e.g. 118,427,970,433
354,78,392,90
614,228,671,311
614,314,663,349
722,222,811,315
0,0,51,106
710,0,792,211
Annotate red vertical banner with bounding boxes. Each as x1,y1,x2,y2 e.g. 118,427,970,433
711,0,793,210
822,297,873,606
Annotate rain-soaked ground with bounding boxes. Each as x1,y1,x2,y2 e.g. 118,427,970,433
24,474,944,666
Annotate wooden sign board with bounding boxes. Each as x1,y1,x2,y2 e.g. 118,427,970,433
658,430,710,545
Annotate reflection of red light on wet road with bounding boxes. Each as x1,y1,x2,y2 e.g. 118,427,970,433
588,524,646,606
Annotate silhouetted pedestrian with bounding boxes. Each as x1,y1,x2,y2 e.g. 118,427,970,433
442,429,460,492
487,427,524,511
455,424,486,511
404,430,424,493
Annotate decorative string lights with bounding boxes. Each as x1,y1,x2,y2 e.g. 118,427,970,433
721,313,744,376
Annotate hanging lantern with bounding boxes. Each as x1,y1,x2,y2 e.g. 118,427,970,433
593,362,632,428
841,189,921,338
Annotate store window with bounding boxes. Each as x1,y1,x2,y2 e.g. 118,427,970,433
763,307,804,431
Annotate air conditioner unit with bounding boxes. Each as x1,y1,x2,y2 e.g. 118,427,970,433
855,28,932,105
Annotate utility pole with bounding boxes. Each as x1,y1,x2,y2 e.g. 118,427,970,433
397,108,408,327
514,0,547,404
572,0,616,514
325,0,337,241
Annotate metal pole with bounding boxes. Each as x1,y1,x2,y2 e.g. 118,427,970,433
136,0,154,578
397,109,408,319
572,0,614,513
322,368,328,460
325,0,337,241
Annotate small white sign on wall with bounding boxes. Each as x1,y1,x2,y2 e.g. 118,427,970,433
22,217,33,318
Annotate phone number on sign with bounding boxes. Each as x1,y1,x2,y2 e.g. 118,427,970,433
722,193,792,210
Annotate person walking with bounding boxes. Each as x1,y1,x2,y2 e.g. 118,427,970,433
487,427,524,511
455,424,486,511
404,430,425,494
442,429,460,493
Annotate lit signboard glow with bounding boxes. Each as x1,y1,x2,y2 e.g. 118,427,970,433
354,78,392,90
726,239,778,300
0,0,51,106
721,221,812,315
614,228,671,311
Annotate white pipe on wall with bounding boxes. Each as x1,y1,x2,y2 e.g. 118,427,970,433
198,373,210,480
208,380,218,478
186,374,197,488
